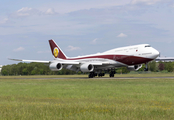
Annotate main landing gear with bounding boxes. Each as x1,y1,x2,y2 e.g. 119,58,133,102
98,73,105,77
109,70,115,77
88,72,97,78
88,72,105,78
88,69,116,78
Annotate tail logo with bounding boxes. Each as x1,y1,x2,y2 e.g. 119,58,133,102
53,47,59,58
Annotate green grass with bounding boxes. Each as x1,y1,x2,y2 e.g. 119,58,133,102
1,72,174,79
0,75,174,119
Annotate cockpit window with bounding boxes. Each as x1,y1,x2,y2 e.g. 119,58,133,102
145,45,151,47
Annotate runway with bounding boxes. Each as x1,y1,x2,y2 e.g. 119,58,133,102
2,76,174,80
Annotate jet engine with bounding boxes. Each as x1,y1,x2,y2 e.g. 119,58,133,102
127,64,142,71
49,62,63,71
80,63,94,72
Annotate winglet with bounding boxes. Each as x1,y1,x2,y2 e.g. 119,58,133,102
49,39,67,59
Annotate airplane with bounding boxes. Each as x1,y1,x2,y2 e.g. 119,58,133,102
155,57,174,62
10,39,160,78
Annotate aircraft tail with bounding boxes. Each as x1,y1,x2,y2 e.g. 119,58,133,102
49,39,67,59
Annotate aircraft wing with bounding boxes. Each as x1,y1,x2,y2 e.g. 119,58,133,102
9,58,50,63
155,57,174,62
51,61,110,65
57,61,80,65
9,58,111,65
88,62,111,65
9,58,115,66
9,58,81,65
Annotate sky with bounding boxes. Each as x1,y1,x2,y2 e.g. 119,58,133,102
1,0,174,65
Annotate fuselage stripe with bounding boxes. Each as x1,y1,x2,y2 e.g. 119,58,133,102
66,55,153,65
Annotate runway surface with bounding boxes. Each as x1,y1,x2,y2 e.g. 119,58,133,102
2,76,174,80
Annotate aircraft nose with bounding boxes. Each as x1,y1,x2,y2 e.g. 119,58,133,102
153,49,160,59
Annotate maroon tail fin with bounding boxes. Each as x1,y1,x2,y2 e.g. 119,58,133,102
49,39,67,59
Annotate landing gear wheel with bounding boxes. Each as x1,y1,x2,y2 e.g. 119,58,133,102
98,73,105,77
88,72,96,78
144,63,148,71
88,74,93,78
109,70,115,77
98,73,101,77
144,68,148,71
109,73,114,77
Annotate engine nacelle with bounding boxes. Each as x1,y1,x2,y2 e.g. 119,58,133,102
80,63,94,72
49,63,63,71
127,64,142,71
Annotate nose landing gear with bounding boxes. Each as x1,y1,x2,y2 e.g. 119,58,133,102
144,63,148,71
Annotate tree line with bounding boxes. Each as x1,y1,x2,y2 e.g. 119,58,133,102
1,61,174,76
147,61,174,72
1,62,76,76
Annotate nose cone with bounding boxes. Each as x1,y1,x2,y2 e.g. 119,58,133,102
153,49,160,59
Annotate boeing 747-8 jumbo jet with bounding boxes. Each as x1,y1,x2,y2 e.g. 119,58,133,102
10,39,159,78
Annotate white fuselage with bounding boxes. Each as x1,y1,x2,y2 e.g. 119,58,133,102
52,44,159,71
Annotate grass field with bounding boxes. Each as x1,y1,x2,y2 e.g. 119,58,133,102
1,72,174,79
0,74,174,119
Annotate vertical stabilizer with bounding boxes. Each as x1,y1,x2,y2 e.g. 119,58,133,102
49,39,67,59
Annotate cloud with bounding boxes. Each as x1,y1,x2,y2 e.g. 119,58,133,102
0,18,8,24
45,8,57,15
13,47,25,52
16,7,33,16
17,7,32,13
11,7,57,18
131,0,161,5
41,1,130,14
66,45,81,51
90,38,98,44
117,33,127,37
13,7,40,17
